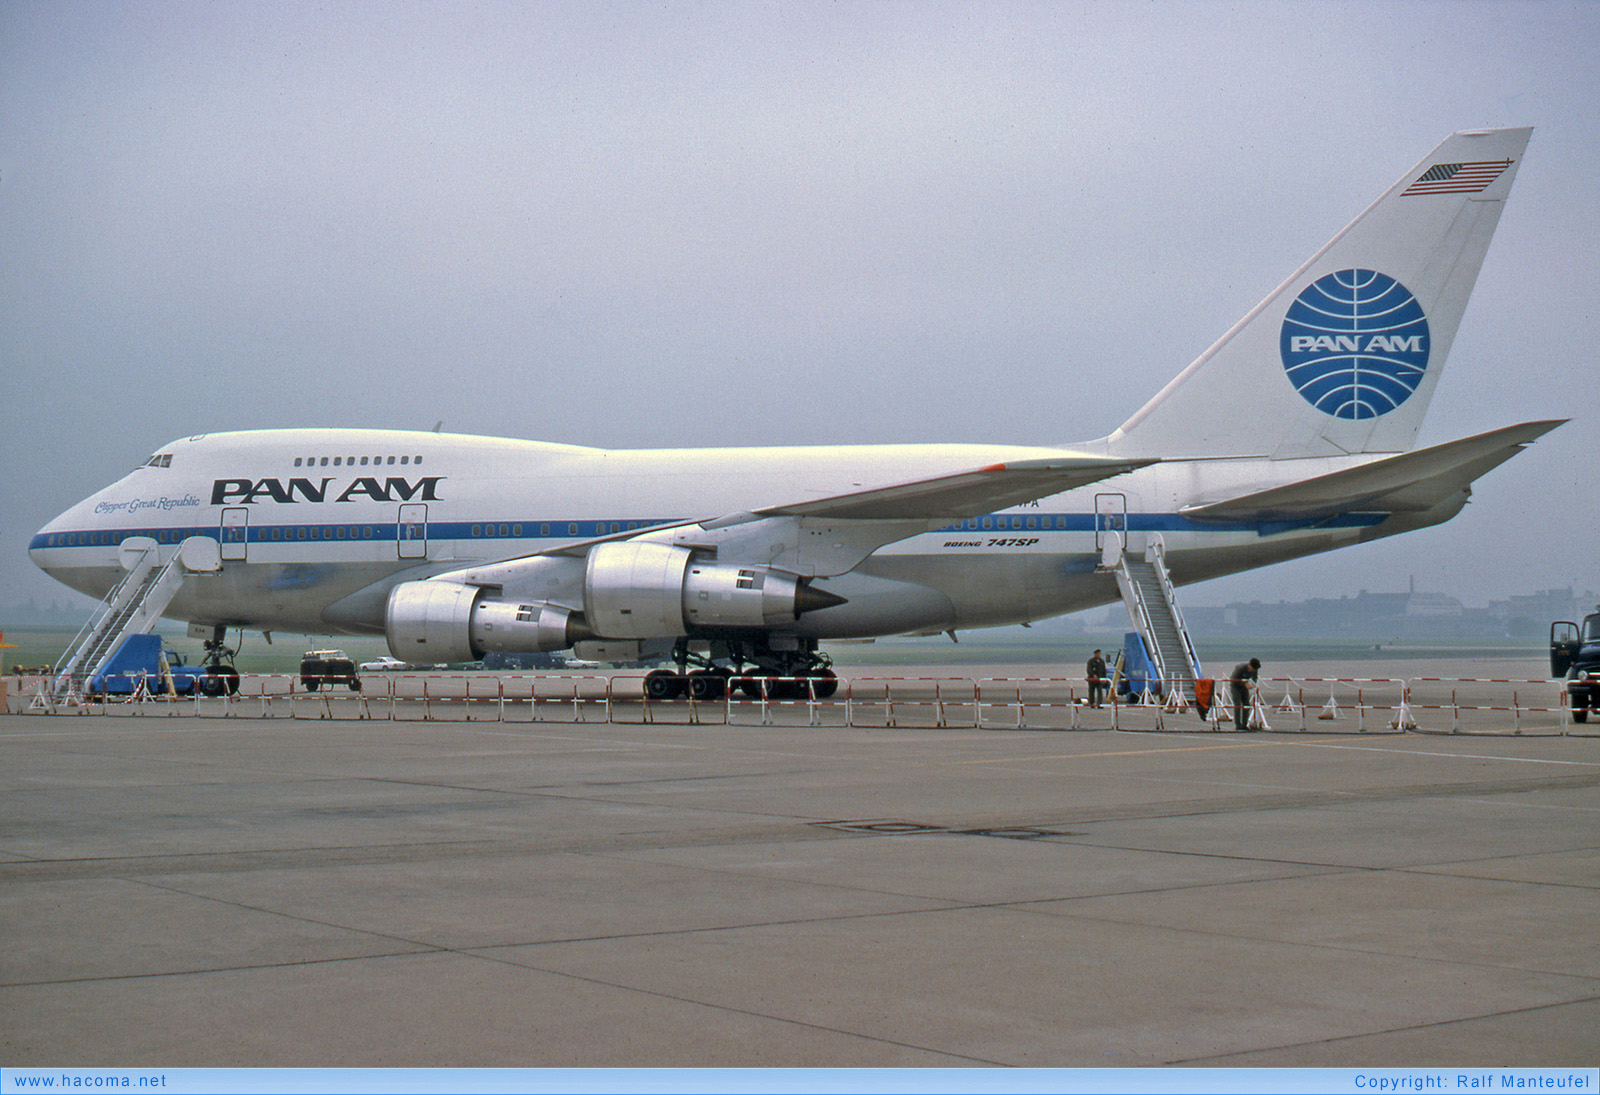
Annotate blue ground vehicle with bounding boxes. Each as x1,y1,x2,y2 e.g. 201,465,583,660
1551,611,1600,723
87,634,233,697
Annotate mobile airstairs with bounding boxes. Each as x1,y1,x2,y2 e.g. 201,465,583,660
43,536,221,705
1101,533,1204,710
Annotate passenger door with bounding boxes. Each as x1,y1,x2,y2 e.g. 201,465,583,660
397,503,428,560
1094,493,1127,555
220,507,249,562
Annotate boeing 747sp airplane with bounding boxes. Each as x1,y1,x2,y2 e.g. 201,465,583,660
31,128,1560,697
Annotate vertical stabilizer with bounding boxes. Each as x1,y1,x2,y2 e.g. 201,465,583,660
1102,128,1531,460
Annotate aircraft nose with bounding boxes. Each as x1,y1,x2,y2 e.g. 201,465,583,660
30,509,71,572
30,499,95,575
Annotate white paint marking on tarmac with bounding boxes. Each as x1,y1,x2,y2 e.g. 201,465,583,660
1289,740,1600,767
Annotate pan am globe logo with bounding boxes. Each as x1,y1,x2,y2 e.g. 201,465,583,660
1280,269,1430,420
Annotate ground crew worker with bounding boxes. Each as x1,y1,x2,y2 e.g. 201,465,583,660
1230,657,1261,730
1086,649,1108,708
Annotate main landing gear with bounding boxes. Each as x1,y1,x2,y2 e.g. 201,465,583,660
641,638,839,701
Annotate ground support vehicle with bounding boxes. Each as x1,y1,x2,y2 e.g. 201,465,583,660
86,634,233,697
1551,612,1600,723
300,649,361,692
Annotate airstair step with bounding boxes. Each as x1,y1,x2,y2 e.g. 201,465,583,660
1113,544,1201,698
54,549,191,698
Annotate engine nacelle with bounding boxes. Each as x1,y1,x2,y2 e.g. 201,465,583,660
582,541,840,639
682,558,813,630
384,581,588,664
582,543,693,639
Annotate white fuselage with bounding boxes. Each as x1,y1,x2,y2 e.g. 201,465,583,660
30,428,1447,639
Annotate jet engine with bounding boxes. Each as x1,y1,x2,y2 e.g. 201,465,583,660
583,542,844,638
384,581,590,665
384,542,845,662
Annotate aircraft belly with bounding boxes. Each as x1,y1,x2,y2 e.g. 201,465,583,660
837,519,1394,635
41,565,122,606
790,570,958,639
853,551,1113,630
156,561,419,635
192,561,420,633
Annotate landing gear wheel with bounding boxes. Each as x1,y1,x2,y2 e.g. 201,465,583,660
808,667,838,699
739,670,775,699
200,630,241,695
771,677,807,701
204,665,241,696
644,669,684,701
687,670,727,701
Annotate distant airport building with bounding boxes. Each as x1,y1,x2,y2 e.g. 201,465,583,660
1189,587,1598,639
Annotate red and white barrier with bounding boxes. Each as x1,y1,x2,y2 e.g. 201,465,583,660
3,669,1589,736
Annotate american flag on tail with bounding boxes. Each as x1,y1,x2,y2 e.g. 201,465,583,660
1401,159,1513,196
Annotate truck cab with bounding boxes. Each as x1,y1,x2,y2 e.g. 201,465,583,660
1551,612,1600,723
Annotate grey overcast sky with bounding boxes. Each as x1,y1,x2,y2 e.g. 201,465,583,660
2,1,1596,615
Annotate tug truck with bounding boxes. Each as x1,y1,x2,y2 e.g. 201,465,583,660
1551,612,1600,723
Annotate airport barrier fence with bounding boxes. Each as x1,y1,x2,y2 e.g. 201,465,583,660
5,671,1596,737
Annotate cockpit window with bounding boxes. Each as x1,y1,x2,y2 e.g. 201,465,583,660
141,453,173,469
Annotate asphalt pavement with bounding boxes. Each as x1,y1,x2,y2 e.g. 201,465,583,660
2,670,1596,1066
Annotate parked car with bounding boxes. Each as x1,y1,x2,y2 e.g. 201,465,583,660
300,649,360,692
358,656,410,672
480,651,566,670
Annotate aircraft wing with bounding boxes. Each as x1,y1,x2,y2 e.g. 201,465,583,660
747,455,1157,521
1179,420,1564,523
536,454,1152,574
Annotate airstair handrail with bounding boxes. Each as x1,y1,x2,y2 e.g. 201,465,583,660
1145,536,1203,681
52,541,163,695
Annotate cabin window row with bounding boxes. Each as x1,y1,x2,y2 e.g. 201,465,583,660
47,532,125,546
954,516,1065,530
469,521,643,538
45,528,385,546
46,530,197,546
292,455,424,468
267,527,379,541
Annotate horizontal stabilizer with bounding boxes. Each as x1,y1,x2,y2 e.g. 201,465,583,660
1179,420,1563,523
753,455,1156,521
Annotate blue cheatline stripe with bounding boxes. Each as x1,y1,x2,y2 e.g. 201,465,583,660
26,511,1386,554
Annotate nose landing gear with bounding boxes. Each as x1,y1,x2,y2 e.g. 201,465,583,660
199,627,241,696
